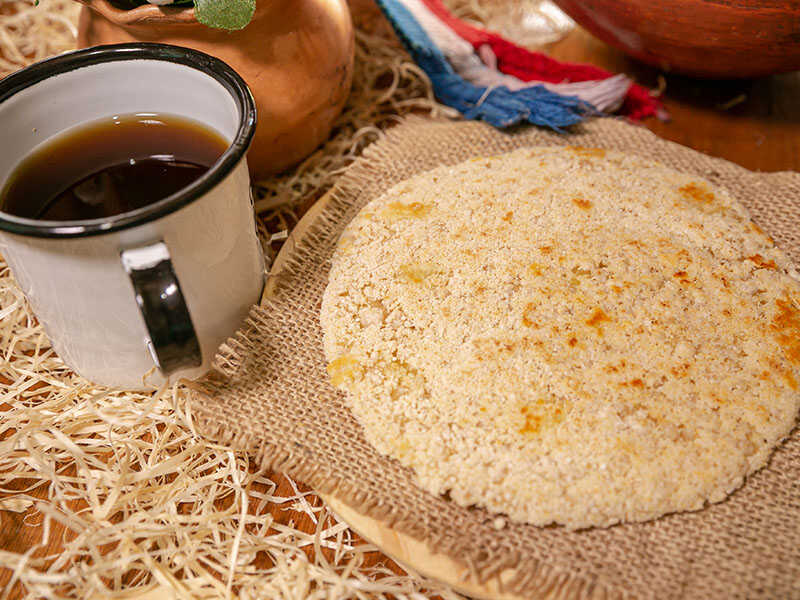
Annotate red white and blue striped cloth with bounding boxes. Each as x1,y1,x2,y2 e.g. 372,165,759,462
376,0,663,129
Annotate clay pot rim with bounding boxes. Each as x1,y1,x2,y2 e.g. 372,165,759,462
78,0,198,25
0,43,256,238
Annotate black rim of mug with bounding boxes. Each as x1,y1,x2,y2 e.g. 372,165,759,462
0,43,257,239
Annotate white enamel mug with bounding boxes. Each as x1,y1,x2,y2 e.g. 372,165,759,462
0,44,265,390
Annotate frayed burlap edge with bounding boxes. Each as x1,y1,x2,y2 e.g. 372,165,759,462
190,116,800,600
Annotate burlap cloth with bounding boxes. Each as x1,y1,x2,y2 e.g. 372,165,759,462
192,117,800,600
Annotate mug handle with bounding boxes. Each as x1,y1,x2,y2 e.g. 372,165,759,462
120,241,202,376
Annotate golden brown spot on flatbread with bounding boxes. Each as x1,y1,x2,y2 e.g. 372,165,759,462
751,222,764,235
765,358,798,391
679,182,715,204
673,270,692,285
586,308,611,328
519,404,564,435
620,378,645,388
670,363,691,377
399,263,436,283
568,336,578,347
572,198,592,210
539,245,553,254
570,146,606,158
611,284,623,294
383,201,431,220
772,297,800,365
327,355,360,386
783,371,798,390
529,263,543,276
503,211,514,222
746,254,778,270
520,408,542,435
337,239,354,255
522,303,537,327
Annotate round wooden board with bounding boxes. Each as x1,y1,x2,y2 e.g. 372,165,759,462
264,190,528,600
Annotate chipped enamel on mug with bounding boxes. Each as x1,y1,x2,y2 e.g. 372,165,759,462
0,44,265,390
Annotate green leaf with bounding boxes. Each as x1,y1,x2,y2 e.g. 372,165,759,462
194,0,255,30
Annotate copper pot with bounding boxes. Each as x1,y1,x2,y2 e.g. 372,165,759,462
77,0,354,179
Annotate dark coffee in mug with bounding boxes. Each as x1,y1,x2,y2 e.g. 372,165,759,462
0,113,228,221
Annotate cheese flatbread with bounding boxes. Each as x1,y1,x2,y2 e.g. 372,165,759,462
321,147,800,529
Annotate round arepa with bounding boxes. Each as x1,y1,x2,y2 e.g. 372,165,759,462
320,146,800,529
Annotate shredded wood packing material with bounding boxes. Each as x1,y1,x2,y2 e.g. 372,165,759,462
0,0,78,74
321,146,800,529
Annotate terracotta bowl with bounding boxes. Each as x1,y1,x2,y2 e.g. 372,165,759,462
78,0,354,179
552,0,800,78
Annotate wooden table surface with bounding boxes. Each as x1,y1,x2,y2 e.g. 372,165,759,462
2,2,800,598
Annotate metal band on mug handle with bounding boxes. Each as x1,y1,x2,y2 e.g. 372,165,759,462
121,242,202,375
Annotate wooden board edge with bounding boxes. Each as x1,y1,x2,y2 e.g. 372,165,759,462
322,495,526,600
262,188,335,302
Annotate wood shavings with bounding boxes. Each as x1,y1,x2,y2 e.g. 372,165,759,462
446,0,574,48
0,0,79,75
718,94,747,111
0,496,34,513
655,74,667,97
0,3,468,598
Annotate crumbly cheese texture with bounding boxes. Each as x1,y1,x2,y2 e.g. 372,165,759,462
320,147,800,529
